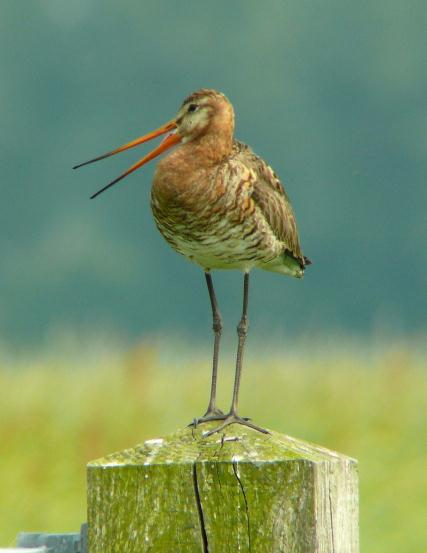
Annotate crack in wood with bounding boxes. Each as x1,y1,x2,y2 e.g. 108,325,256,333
193,462,209,553
232,462,252,552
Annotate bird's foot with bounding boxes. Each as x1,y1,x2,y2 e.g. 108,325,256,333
203,407,225,418
188,408,226,429
202,413,270,437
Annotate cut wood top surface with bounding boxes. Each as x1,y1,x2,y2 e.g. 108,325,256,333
88,423,357,467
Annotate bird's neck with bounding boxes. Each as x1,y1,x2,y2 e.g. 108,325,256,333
182,131,233,165
158,132,233,180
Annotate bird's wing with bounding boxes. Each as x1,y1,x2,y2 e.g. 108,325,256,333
234,141,307,266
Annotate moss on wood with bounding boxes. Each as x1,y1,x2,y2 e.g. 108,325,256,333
88,423,358,552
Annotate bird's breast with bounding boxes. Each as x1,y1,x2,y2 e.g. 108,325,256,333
150,154,253,235
150,160,227,246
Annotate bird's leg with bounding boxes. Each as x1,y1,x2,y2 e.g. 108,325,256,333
203,272,225,417
204,272,269,436
188,272,226,428
230,271,250,415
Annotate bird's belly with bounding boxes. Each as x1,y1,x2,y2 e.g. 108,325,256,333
152,207,280,271
174,234,259,271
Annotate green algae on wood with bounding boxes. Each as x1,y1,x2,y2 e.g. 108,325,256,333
87,423,359,553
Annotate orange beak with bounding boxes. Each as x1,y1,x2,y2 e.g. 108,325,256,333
73,119,180,199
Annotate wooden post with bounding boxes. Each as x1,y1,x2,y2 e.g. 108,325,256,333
0,550,47,553
15,528,87,553
87,424,358,553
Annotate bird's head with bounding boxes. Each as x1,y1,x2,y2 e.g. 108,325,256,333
73,88,234,199
174,89,234,143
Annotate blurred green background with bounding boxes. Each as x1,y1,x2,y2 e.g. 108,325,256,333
1,340,426,552
1,1,426,552
1,0,426,344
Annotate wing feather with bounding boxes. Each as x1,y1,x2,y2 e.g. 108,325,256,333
233,141,309,267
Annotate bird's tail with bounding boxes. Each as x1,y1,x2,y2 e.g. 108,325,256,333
260,254,303,278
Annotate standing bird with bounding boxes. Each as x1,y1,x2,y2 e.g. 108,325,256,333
74,89,310,435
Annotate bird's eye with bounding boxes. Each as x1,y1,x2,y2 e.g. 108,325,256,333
187,103,198,113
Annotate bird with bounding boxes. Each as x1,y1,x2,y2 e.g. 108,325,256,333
74,89,311,436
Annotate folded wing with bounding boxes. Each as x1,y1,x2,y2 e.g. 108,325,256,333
234,141,309,269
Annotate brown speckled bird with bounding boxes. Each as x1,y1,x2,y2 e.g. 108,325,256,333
74,89,311,435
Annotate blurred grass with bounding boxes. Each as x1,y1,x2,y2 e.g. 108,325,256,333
0,336,426,552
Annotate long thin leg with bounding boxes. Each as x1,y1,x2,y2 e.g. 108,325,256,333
204,272,269,436
230,271,250,415
188,272,226,427
203,271,224,417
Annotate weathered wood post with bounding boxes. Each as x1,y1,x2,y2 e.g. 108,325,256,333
87,423,358,552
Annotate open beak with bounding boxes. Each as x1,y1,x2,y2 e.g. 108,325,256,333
73,119,180,199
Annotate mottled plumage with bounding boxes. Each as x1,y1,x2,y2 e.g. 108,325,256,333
74,88,310,435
